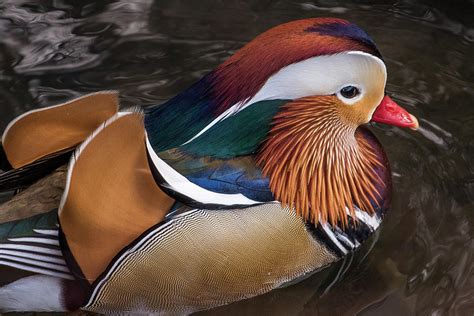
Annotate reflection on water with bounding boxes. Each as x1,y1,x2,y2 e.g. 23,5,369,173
0,0,472,315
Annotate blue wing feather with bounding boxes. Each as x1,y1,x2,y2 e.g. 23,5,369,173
158,149,273,202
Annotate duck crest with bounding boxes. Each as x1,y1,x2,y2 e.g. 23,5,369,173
212,18,381,115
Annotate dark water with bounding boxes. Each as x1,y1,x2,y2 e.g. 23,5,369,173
0,0,473,315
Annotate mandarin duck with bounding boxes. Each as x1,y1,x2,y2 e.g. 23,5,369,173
0,18,418,313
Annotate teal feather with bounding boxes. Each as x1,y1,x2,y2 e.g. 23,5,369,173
0,210,57,242
144,73,220,152
148,100,290,204
180,99,289,158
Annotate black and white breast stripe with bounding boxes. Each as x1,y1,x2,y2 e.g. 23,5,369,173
0,228,74,280
314,208,382,257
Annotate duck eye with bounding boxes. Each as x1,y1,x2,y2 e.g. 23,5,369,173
340,86,360,99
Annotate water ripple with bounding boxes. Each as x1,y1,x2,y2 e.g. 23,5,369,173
0,1,472,315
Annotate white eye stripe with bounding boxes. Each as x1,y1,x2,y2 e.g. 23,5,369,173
182,51,386,145
243,51,386,106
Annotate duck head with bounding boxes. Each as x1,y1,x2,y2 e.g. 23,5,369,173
145,18,419,227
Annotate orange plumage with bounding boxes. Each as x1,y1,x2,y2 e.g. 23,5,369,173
257,96,384,227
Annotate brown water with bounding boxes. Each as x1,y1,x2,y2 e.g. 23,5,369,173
0,0,472,315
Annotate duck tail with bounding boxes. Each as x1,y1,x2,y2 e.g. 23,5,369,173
0,211,85,312
0,144,72,193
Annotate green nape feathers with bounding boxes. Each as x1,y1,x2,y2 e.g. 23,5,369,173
179,100,289,158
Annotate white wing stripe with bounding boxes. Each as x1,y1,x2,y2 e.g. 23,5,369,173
181,105,239,145
0,260,74,280
0,254,70,272
146,136,260,206
33,229,59,236
0,249,67,265
7,237,60,246
0,244,63,256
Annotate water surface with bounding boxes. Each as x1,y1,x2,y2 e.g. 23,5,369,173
0,0,472,315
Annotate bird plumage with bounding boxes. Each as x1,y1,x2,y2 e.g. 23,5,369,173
0,17,419,313
145,21,390,226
